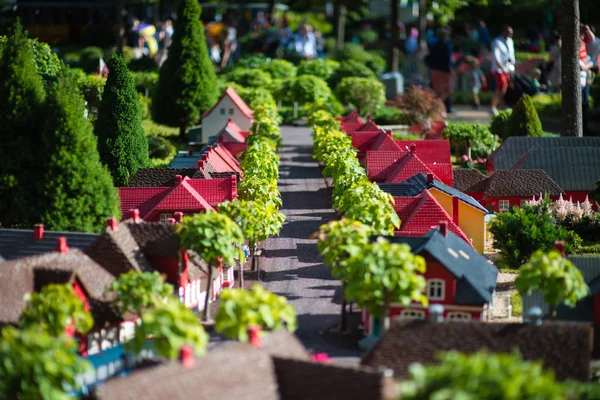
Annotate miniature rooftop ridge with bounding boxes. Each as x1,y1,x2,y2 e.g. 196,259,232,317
202,86,254,120
452,168,487,193
392,139,451,165
481,169,563,197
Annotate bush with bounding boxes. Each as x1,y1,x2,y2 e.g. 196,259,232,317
78,46,104,72
234,54,270,70
142,119,179,137
505,94,544,137
297,59,340,81
387,86,444,128
261,59,296,79
510,292,522,317
139,94,151,119
573,244,600,255
373,106,411,125
76,74,106,126
237,87,276,109
285,11,333,35
127,56,159,72
274,75,332,106
531,93,562,116
332,43,386,75
490,109,512,139
223,68,273,89
335,77,385,115
147,135,176,159
0,36,61,82
132,71,158,95
357,29,379,44
514,51,550,62
328,59,376,89
444,123,498,159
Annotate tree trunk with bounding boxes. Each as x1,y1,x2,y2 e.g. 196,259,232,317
180,125,187,141
560,0,582,137
203,265,213,322
340,281,347,331
389,0,400,72
336,5,347,51
418,0,428,51
238,258,244,289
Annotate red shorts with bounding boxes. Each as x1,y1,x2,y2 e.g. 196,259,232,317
494,72,510,92
430,70,452,94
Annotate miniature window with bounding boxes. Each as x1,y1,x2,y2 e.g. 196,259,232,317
520,200,529,208
399,309,425,321
229,108,234,115
160,213,172,222
498,200,510,212
220,108,226,115
447,312,472,322
426,279,445,300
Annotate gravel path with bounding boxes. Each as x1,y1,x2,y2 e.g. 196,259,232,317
261,126,363,366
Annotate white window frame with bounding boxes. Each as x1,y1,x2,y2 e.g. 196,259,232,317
447,312,472,322
160,213,172,222
426,279,445,301
398,309,426,321
498,200,510,212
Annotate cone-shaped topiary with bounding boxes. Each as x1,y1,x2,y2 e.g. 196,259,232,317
95,54,149,186
152,0,219,139
39,70,120,232
0,21,47,227
504,94,544,138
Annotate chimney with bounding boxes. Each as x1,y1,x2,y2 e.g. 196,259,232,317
527,306,543,326
429,304,444,323
197,160,205,169
174,212,183,223
248,325,262,347
439,221,448,237
202,153,208,161
452,196,459,225
554,241,565,256
231,175,237,200
174,175,183,185
107,217,118,231
228,117,232,123
179,345,196,368
56,237,69,254
426,173,434,183
132,209,141,223
409,143,416,154
33,224,44,240
166,218,176,225
385,129,392,137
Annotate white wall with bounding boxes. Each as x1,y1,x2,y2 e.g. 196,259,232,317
202,96,253,143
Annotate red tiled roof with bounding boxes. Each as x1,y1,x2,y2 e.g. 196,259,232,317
427,163,454,186
341,121,364,134
337,110,364,124
202,86,254,119
365,150,407,181
216,119,248,143
352,131,400,154
213,145,242,173
148,179,214,213
119,187,170,219
188,177,236,205
205,146,240,173
383,154,440,184
393,192,471,245
393,140,451,164
356,119,380,132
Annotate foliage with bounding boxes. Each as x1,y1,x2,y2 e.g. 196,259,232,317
177,211,245,266
236,86,277,113
238,178,282,208
531,93,562,117
219,198,285,243
327,59,376,89
398,350,567,400
275,74,333,106
490,109,512,139
335,77,386,115
247,116,282,151
372,106,411,125
515,51,550,62
357,29,379,44
0,326,91,399
443,122,498,159
223,67,273,89
511,292,523,317
344,237,427,318
215,285,297,341
152,0,219,136
130,297,208,359
0,35,61,82
75,73,105,125
489,201,581,269
147,135,176,160
260,59,297,79
297,58,340,81
505,94,544,138
387,87,444,128
284,11,333,35
142,118,179,137
233,54,269,70
95,54,150,186
20,283,93,337
77,46,104,72
332,43,386,75
453,90,493,105
109,271,174,317
132,71,159,94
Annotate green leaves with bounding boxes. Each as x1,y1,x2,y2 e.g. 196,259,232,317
505,94,544,138
215,285,297,342
130,297,209,359
443,122,498,159
218,199,285,245
108,271,174,317
335,77,386,116
20,283,93,337
516,250,589,311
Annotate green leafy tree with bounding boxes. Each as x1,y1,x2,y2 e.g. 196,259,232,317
152,0,219,139
260,59,297,79
130,297,209,359
0,326,91,400
443,122,498,159
223,68,273,88
95,54,149,186
398,350,566,400
490,109,513,140
344,237,427,334
215,285,297,342
177,211,246,321
335,77,386,116
246,117,283,151
297,59,340,81
109,271,174,317
39,70,120,232
274,74,333,106
327,59,376,89
20,284,93,337
0,35,61,82
238,178,283,208
505,94,544,138
241,139,281,178
516,249,589,319
0,21,46,228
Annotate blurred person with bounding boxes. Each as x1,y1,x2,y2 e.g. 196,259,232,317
220,27,239,69
580,25,594,135
427,28,454,114
584,25,600,69
315,31,325,58
465,56,486,108
478,20,490,50
490,26,515,115
529,68,546,93
155,19,173,66
547,35,562,92
292,25,317,60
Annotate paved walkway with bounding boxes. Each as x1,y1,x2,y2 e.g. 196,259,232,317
262,126,363,366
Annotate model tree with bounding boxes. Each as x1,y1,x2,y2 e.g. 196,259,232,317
0,21,46,228
130,297,209,359
177,211,245,321
0,326,91,399
38,71,120,232
215,285,297,342
152,0,219,139
516,247,588,319
95,54,149,186
504,94,544,138
108,271,174,317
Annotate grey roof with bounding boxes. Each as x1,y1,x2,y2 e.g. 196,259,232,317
511,147,600,192
481,169,564,197
489,136,600,171
0,228,99,262
452,168,488,193
386,228,498,304
378,173,488,213
168,151,205,168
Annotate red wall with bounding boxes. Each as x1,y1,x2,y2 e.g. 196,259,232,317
483,196,561,212
151,255,184,287
71,280,90,355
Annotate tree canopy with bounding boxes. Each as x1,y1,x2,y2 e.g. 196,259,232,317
108,271,174,317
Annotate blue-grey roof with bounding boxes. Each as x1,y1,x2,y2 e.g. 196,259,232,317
386,228,498,304
378,173,488,213
0,228,99,262
489,137,600,171
168,150,205,168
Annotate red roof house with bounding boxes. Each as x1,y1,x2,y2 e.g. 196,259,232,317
392,140,451,164
355,118,381,132
212,119,250,158
351,131,401,164
337,110,364,124
200,86,254,144
119,175,237,221
365,149,453,186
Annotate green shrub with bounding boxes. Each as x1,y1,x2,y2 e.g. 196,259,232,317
335,77,385,115
328,59,376,89
297,59,340,81
147,135,175,159
76,74,106,125
234,54,270,70
531,93,562,116
357,29,379,44
333,43,386,75
78,46,104,72
510,292,522,316
236,87,276,109
514,51,550,62
505,94,544,137
393,133,422,141
223,68,273,89
275,75,332,105
142,119,179,137
127,56,159,72
490,109,512,139
443,122,498,159
261,59,297,79
373,106,411,125
0,36,61,81
132,71,158,95
285,11,333,35
139,93,151,119
573,244,600,255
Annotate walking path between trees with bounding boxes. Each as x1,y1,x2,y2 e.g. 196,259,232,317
262,126,363,366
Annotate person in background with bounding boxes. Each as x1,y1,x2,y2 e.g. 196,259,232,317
490,25,515,115
292,24,317,60
547,34,562,92
220,27,239,69
315,30,325,58
465,56,485,109
580,25,595,136
529,68,546,93
478,20,490,50
155,19,173,67
584,25,600,70
427,28,454,115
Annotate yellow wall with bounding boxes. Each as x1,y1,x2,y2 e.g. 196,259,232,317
429,188,486,253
